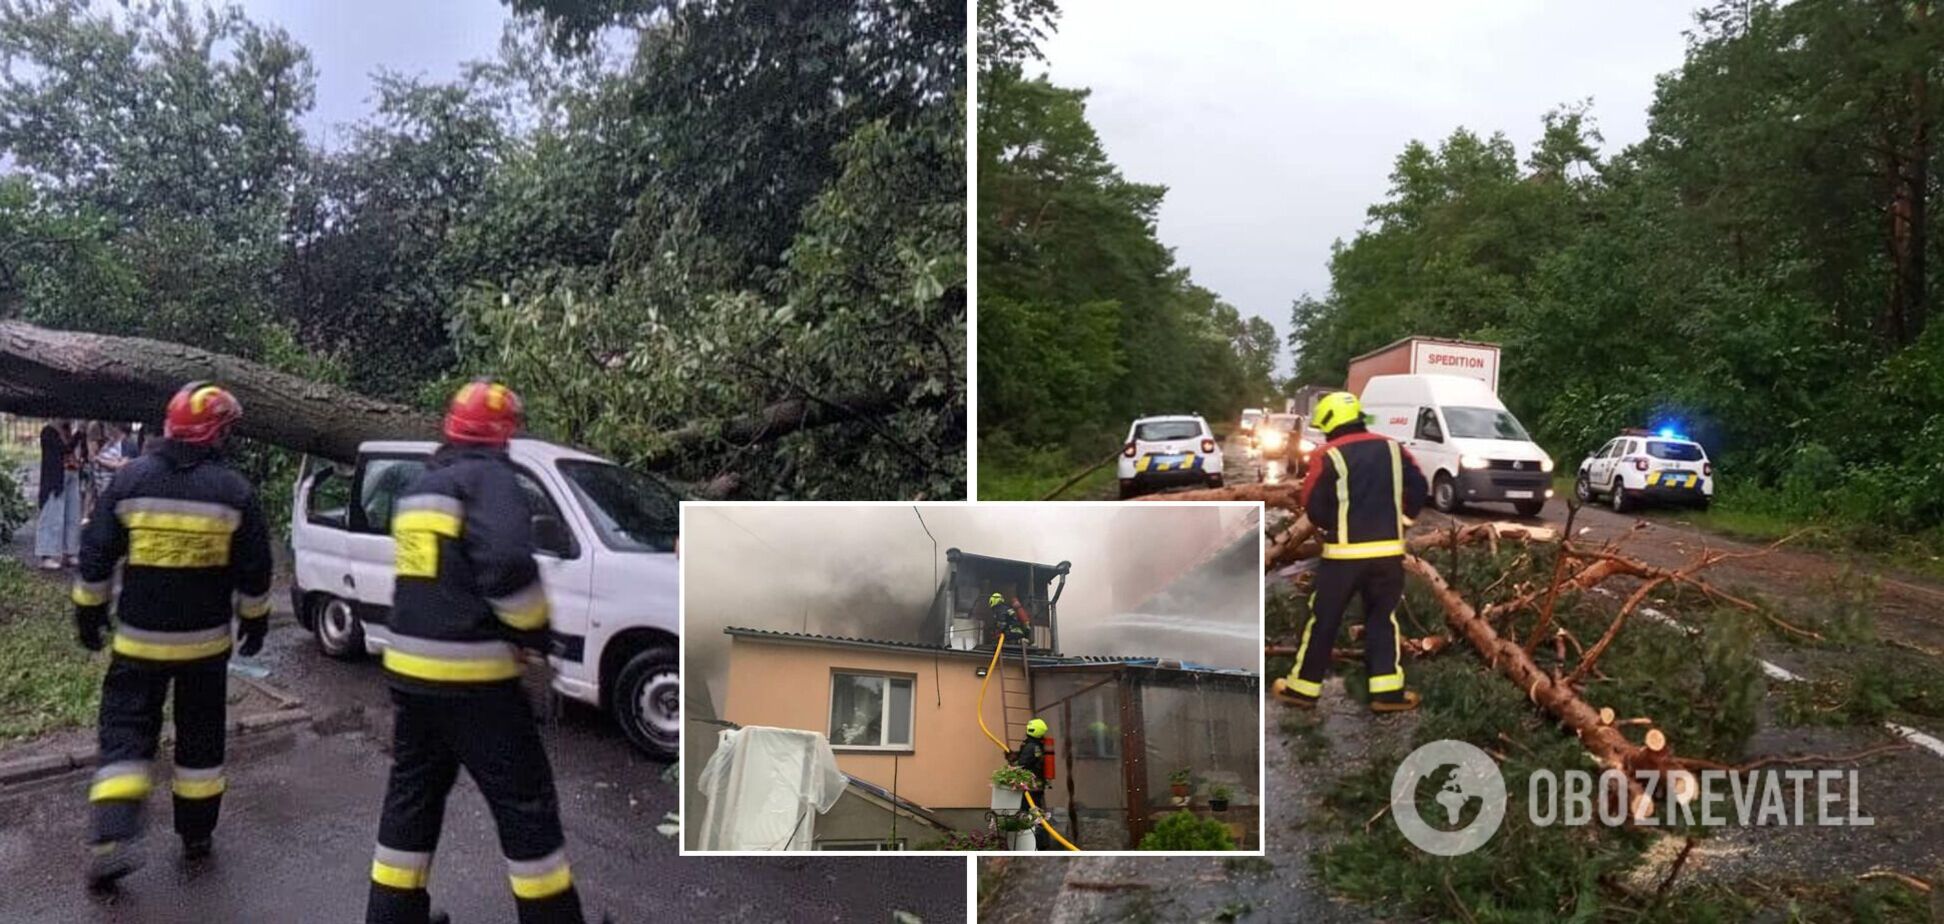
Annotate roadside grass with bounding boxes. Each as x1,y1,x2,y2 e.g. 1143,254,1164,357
1298,545,1925,920
0,559,101,741
975,441,1119,501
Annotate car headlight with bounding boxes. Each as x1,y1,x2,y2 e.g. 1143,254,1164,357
1460,455,1489,469
1297,439,1316,454
1540,458,1554,473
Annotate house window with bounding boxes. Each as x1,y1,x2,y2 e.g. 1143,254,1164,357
815,839,907,851
829,672,914,749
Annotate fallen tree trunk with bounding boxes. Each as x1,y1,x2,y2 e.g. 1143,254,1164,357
0,320,933,470
0,320,437,461
1402,553,1654,817
1133,482,1304,512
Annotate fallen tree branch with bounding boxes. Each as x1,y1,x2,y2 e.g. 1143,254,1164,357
1134,482,1304,511
1040,448,1123,500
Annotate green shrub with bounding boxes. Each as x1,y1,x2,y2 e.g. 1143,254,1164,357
1137,811,1235,851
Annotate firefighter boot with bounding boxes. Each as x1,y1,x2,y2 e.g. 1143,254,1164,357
1369,690,1422,714
85,838,145,891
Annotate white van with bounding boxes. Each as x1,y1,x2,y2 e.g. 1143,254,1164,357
1359,374,1554,517
290,439,681,758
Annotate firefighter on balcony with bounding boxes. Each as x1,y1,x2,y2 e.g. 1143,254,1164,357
1011,718,1053,849
1272,391,1429,714
71,382,273,889
365,380,586,924
988,591,1032,643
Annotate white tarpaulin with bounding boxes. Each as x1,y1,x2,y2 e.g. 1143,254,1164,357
695,725,848,850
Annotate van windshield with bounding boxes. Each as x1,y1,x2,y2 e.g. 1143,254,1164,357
1443,407,1531,441
556,460,681,554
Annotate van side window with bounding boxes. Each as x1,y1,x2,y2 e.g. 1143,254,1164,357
515,470,577,559
1415,408,1443,442
355,458,427,534
307,466,351,529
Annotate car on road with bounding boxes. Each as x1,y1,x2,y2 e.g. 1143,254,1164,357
1117,414,1223,498
1361,374,1554,517
290,439,682,759
1252,413,1301,456
1237,408,1264,439
1575,430,1714,512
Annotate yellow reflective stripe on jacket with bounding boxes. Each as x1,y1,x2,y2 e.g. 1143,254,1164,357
119,498,241,568
72,578,111,606
171,765,225,799
507,849,573,899
111,625,233,661
1328,448,1350,542
1320,539,1406,560
393,494,464,578
89,761,152,802
489,581,550,631
1389,441,1404,533
382,635,521,683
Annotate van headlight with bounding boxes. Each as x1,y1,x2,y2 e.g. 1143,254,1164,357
1297,439,1316,455
1540,458,1555,472
1460,455,1489,469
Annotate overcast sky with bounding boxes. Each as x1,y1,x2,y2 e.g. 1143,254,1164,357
232,0,511,146
1038,0,1704,373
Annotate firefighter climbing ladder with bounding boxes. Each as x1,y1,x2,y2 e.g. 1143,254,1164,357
978,638,1080,851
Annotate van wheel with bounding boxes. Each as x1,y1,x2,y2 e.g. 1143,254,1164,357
613,644,680,760
1432,473,1463,513
1611,483,1632,514
1513,498,1545,518
312,595,365,660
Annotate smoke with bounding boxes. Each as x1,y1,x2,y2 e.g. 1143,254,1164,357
682,504,1262,717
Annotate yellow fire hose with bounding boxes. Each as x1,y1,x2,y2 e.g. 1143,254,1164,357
977,637,1081,851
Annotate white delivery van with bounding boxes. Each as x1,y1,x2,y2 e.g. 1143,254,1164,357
291,439,681,758
1359,375,1554,517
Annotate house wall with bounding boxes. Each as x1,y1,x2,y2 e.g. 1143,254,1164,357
724,636,1011,811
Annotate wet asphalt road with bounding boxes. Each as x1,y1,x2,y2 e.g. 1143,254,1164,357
0,594,968,923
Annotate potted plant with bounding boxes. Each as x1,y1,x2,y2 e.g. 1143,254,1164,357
990,766,1036,811
1209,784,1232,813
994,809,1043,852
1168,768,1192,799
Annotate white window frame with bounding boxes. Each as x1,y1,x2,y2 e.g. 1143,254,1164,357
827,670,916,752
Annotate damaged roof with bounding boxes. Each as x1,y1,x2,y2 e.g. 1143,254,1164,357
723,626,1251,675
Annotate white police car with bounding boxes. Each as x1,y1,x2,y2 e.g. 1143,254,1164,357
1117,414,1224,499
1574,429,1714,512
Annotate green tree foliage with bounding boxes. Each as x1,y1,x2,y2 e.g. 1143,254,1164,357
0,1,962,499
978,0,1274,487
1290,0,1944,537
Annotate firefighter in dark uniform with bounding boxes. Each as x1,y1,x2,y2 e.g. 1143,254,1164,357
1011,717,1052,849
71,382,273,888
988,591,1031,642
365,380,586,924
1273,391,1429,714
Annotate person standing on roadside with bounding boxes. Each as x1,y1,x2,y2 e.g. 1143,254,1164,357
36,419,82,570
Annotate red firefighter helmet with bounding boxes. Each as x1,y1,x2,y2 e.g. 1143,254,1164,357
444,379,523,447
163,382,243,445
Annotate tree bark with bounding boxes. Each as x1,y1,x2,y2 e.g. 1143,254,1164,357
0,320,437,461
0,320,938,471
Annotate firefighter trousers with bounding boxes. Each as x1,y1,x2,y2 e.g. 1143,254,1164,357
366,681,584,924
1287,556,1407,700
89,654,229,848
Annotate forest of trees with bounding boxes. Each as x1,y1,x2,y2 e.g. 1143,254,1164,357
0,0,964,501
978,0,1279,495
1292,0,1942,543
